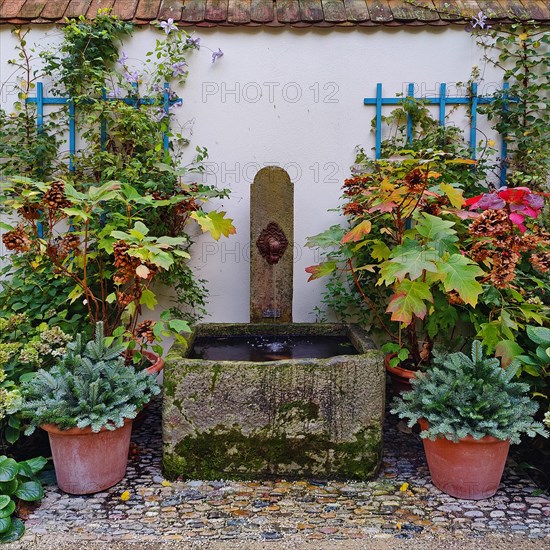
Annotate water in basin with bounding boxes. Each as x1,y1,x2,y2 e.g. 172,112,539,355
189,335,358,362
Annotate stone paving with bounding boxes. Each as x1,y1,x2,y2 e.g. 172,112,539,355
15,395,550,545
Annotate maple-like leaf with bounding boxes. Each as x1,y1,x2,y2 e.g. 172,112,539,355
415,213,458,253
439,183,465,208
370,240,391,261
305,261,337,281
342,220,372,243
305,225,345,248
436,254,484,307
379,241,438,283
368,201,398,214
191,211,236,241
386,279,433,325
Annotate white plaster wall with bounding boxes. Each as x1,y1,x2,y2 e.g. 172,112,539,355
0,25,503,322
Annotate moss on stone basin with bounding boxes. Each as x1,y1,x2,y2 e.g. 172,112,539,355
162,323,384,481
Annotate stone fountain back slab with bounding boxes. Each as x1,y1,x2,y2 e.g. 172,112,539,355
162,323,384,481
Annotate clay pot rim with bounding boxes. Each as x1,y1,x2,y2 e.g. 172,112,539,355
41,417,134,437
418,418,510,445
384,353,417,379
140,350,164,375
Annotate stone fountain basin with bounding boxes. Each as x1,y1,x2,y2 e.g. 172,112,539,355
162,323,384,481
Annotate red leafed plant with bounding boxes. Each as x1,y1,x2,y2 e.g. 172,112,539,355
466,186,550,289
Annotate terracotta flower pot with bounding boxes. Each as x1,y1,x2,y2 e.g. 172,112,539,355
418,418,510,500
141,350,164,375
385,353,416,394
41,418,134,495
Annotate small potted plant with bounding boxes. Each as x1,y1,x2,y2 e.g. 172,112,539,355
19,322,160,495
391,341,548,500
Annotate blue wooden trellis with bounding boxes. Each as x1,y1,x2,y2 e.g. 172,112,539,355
25,82,181,236
364,82,509,185
26,82,182,172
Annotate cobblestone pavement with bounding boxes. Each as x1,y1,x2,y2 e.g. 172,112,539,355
11,396,550,547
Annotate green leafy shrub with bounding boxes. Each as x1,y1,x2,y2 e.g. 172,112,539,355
0,313,73,447
0,455,46,542
20,322,160,434
391,341,548,444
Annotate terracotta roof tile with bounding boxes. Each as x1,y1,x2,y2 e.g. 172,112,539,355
228,0,251,23
300,0,324,23
0,0,28,19
135,0,160,19
112,0,139,19
158,0,183,20
250,0,273,22
205,0,228,22
344,0,369,22
1,0,549,26
87,1,115,18
65,1,93,19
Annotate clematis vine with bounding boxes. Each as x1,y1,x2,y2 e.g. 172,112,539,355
471,11,489,30
123,70,139,84
211,48,224,63
160,18,178,35
117,51,129,65
186,36,201,49
171,61,188,77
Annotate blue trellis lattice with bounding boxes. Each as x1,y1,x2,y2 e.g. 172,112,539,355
364,82,509,185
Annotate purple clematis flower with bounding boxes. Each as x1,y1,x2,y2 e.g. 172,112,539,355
117,51,128,65
211,48,224,64
124,71,139,84
172,61,188,77
154,108,169,122
107,86,122,98
186,36,201,50
471,11,490,30
160,18,178,35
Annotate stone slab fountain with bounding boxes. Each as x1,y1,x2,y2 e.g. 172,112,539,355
162,167,384,480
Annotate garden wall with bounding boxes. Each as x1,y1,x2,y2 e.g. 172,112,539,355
0,26,502,322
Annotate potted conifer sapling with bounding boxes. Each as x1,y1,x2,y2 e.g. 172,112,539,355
391,341,548,499
20,322,160,495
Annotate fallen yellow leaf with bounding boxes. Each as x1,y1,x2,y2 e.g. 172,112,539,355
399,482,409,492
161,480,172,487
120,491,131,501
